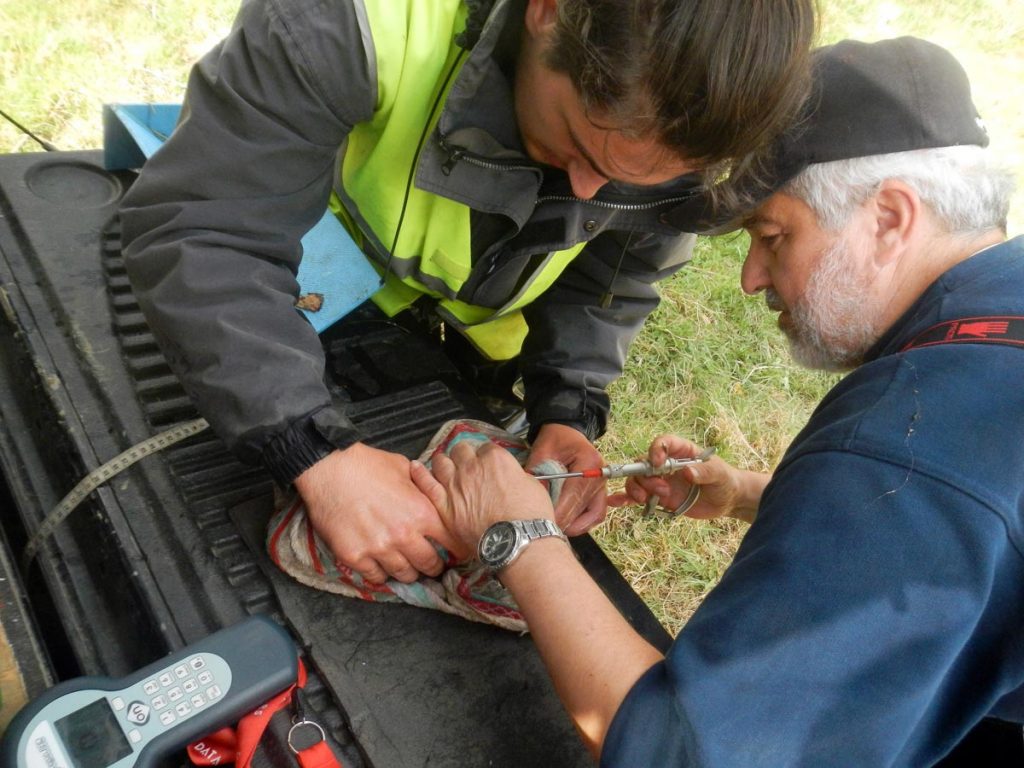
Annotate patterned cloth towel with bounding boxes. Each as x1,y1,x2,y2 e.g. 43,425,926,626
267,419,565,633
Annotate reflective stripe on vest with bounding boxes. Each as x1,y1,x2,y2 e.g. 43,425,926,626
334,0,586,360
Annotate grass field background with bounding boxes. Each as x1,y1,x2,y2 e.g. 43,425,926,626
1,0,1020,632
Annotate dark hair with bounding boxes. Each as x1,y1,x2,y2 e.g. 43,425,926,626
544,0,818,178
456,0,498,50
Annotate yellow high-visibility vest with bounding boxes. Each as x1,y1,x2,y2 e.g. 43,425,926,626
334,0,585,360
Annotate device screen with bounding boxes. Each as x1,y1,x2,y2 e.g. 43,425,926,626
54,699,132,768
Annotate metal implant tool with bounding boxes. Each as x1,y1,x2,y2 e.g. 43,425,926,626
532,446,716,481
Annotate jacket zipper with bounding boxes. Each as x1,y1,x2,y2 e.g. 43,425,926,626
440,139,697,212
534,193,695,212
440,139,540,176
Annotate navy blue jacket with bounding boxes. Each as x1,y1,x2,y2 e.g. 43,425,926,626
602,236,1024,766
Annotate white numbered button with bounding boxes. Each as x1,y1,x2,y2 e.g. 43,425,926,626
190,695,205,708
158,673,173,687
175,702,191,717
189,656,206,671
206,685,222,701
183,679,198,693
174,664,189,679
167,687,183,702
160,711,176,726
197,671,213,685
152,696,168,711
143,681,159,695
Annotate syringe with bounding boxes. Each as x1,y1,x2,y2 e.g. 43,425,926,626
532,446,715,481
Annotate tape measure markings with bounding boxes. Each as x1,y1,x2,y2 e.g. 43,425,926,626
21,417,210,571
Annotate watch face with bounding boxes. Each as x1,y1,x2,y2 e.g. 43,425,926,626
480,521,518,565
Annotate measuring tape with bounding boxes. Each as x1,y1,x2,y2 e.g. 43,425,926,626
21,418,210,571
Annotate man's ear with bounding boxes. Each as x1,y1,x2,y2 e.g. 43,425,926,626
524,0,559,39
869,179,921,267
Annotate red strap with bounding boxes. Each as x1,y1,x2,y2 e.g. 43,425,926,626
187,659,343,768
187,728,237,767
187,676,299,767
293,739,339,768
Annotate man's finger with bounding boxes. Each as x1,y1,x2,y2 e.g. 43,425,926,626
430,452,456,485
423,516,472,562
553,476,602,517
352,558,389,585
448,440,481,463
606,491,630,508
564,486,607,536
564,505,605,536
638,477,671,498
401,536,447,579
377,551,420,584
475,441,505,460
608,481,651,507
649,434,697,464
410,459,448,513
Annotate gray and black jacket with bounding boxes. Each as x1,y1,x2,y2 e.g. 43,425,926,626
119,0,702,486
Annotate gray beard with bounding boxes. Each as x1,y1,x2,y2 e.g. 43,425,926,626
767,234,882,372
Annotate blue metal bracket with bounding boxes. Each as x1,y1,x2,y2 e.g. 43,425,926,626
103,103,379,333
103,104,181,171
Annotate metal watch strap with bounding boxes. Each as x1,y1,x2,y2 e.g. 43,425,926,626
516,518,566,544
500,519,568,572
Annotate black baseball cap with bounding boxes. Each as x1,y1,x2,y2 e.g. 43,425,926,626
667,36,990,234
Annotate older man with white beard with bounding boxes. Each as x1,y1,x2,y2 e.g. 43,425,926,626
411,37,1024,766
740,148,1008,373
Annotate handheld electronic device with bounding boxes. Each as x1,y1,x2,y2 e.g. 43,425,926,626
1,615,298,768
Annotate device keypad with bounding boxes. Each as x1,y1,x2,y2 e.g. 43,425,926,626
136,655,224,729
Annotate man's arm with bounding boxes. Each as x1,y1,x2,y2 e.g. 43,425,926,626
119,0,454,582
121,0,375,467
410,442,663,759
488,540,663,758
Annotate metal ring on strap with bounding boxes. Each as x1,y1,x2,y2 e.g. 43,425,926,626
287,719,326,754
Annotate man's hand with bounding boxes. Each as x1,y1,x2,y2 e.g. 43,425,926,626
293,443,468,584
527,423,606,536
606,434,767,523
416,440,662,762
410,440,555,553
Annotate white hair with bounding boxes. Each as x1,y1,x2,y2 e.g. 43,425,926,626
784,145,1016,234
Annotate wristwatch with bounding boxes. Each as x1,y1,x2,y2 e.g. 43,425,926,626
477,519,568,572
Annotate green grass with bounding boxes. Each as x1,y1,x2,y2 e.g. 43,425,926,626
0,0,237,153
1,0,1020,631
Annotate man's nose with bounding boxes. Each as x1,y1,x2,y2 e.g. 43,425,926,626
567,160,609,200
740,249,771,295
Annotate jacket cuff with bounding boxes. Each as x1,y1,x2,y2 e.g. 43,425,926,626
527,401,605,443
261,409,364,488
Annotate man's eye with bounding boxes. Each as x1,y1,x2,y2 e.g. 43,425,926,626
759,232,782,248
